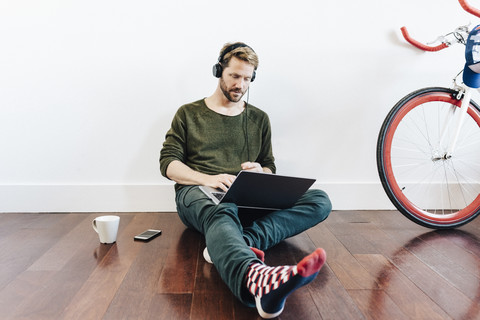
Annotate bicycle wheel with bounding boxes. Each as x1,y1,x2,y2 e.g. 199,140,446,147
377,87,480,228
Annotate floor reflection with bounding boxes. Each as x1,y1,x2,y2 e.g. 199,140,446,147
93,243,118,266
369,229,480,319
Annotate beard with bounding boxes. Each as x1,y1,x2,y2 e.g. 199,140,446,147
220,78,246,102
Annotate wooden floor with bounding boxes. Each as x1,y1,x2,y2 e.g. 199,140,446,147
1,210,480,319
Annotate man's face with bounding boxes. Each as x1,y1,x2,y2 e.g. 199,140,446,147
219,56,255,103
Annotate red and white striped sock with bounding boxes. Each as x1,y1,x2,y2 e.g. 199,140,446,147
245,248,326,319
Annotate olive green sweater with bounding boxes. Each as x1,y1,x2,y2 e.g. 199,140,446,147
160,99,276,188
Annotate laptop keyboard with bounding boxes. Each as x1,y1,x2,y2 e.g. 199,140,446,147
212,192,225,201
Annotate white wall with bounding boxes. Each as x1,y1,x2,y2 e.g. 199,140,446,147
0,0,476,212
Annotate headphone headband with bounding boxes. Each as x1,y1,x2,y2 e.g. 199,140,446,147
213,43,256,81
217,43,255,64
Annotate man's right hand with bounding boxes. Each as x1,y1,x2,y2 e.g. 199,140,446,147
166,160,236,192
203,173,236,192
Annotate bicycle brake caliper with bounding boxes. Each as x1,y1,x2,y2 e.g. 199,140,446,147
452,85,465,100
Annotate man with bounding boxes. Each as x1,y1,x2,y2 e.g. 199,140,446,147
159,42,331,319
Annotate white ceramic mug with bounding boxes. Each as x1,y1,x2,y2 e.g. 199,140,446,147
92,215,120,244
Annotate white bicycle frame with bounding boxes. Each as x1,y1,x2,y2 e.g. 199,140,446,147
400,1,480,161
443,85,474,158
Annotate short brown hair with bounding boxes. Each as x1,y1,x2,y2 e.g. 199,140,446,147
219,42,259,70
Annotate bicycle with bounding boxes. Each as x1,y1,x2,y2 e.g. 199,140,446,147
377,0,480,229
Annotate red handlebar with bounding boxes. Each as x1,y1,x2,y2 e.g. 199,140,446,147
401,0,480,52
458,0,480,18
400,27,449,52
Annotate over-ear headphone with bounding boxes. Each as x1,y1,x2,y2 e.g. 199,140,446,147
212,43,256,82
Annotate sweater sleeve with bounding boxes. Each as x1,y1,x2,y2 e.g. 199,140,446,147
159,108,187,179
256,115,276,174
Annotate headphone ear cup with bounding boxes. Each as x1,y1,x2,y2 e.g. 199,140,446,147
213,62,256,81
212,63,223,78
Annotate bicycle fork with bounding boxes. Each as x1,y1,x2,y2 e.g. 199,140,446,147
437,85,473,160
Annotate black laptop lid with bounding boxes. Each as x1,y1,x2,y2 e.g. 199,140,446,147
221,171,316,210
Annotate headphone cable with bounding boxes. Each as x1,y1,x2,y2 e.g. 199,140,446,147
245,88,250,161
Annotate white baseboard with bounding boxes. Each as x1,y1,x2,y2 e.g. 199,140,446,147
0,183,395,213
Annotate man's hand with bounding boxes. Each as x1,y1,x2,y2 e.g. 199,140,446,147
204,173,236,192
241,162,271,173
166,160,270,192
167,160,235,191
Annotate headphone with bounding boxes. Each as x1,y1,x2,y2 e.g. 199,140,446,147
212,43,256,82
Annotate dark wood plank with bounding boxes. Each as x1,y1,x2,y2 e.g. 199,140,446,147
308,221,380,290
104,213,196,319
157,222,200,294
0,213,88,290
347,288,409,320
191,292,235,320
190,241,236,319
233,297,263,320
6,213,136,320
0,213,43,240
102,213,170,320
0,213,101,319
60,213,157,319
147,293,193,320
306,223,366,319
1,213,99,319
0,270,56,319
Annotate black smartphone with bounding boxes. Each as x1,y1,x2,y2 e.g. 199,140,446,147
134,229,162,242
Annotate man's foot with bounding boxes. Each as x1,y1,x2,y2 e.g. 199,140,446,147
246,248,326,319
203,247,265,264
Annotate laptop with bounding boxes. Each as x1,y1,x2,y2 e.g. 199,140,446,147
199,171,316,210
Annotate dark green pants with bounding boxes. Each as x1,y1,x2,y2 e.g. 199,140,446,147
175,186,331,306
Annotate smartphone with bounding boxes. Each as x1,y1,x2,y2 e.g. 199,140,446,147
134,229,162,242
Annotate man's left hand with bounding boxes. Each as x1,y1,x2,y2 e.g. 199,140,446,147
241,162,265,173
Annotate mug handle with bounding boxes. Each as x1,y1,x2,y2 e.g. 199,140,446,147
92,219,99,233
